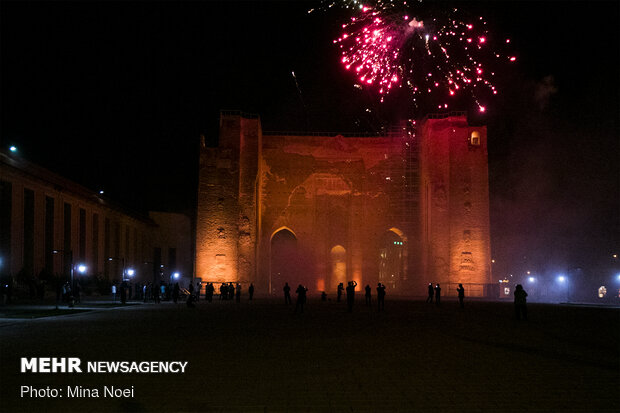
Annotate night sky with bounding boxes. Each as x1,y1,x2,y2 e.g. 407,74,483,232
1,1,618,277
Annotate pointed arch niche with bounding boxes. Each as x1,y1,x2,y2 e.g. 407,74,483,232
330,245,347,291
269,227,298,294
378,228,408,291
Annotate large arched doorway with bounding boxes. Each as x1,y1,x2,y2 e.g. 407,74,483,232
330,245,347,292
270,228,298,294
270,227,314,294
378,229,407,291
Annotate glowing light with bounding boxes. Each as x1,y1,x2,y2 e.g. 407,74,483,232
126,268,135,277
528,277,535,283
9,146,17,152
77,264,87,274
173,272,180,279
557,275,566,283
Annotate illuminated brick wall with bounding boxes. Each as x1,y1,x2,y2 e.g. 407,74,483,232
420,116,492,296
196,112,491,296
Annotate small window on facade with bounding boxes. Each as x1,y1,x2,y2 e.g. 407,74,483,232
470,131,481,146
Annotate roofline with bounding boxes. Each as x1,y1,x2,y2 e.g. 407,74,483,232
0,151,156,226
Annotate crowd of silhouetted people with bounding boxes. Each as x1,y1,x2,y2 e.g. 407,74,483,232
2,272,529,321
102,277,529,320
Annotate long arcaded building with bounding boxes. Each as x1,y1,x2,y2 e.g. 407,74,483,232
196,111,492,296
0,151,192,286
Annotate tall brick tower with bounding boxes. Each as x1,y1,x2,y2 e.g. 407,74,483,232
419,114,492,295
195,112,261,283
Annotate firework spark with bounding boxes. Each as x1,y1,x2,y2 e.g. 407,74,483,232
331,0,516,112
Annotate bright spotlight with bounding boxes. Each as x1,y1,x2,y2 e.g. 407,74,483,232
77,264,87,274
173,272,180,279
528,276,535,283
557,275,566,282
9,146,17,152
126,269,135,277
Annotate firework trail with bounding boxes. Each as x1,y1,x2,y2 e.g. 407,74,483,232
326,0,516,112
292,71,309,129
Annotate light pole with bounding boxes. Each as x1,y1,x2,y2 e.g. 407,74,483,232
53,249,73,308
557,275,569,302
108,256,126,281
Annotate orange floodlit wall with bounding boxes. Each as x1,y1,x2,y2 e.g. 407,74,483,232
196,112,492,296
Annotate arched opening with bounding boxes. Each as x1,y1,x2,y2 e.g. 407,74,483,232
469,130,481,146
378,229,407,291
270,228,299,294
330,245,347,291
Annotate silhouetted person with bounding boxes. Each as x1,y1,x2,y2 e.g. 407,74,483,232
346,281,358,312
235,283,241,302
457,284,465,308
337,283,344,302
426,283,434,303
248,283,254,300
321,291,327,301
228,282,235,300
295,284,308,313
173,282,180,304
206,283,214,302
514,284,528,320
365,284,371,306
434,283,441,306
188,282,194,298
154,283,161,303
377,283,386,311
283,282,291,305
196,282,202,300
186,293,196,308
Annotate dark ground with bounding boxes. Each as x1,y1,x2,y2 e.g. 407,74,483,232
0,296,618,412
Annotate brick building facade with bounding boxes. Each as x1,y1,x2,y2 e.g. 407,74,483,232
0,152,192,287
196,111,492,296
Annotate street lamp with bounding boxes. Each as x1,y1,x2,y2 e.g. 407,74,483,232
557,274,569,302
53,249,82,308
